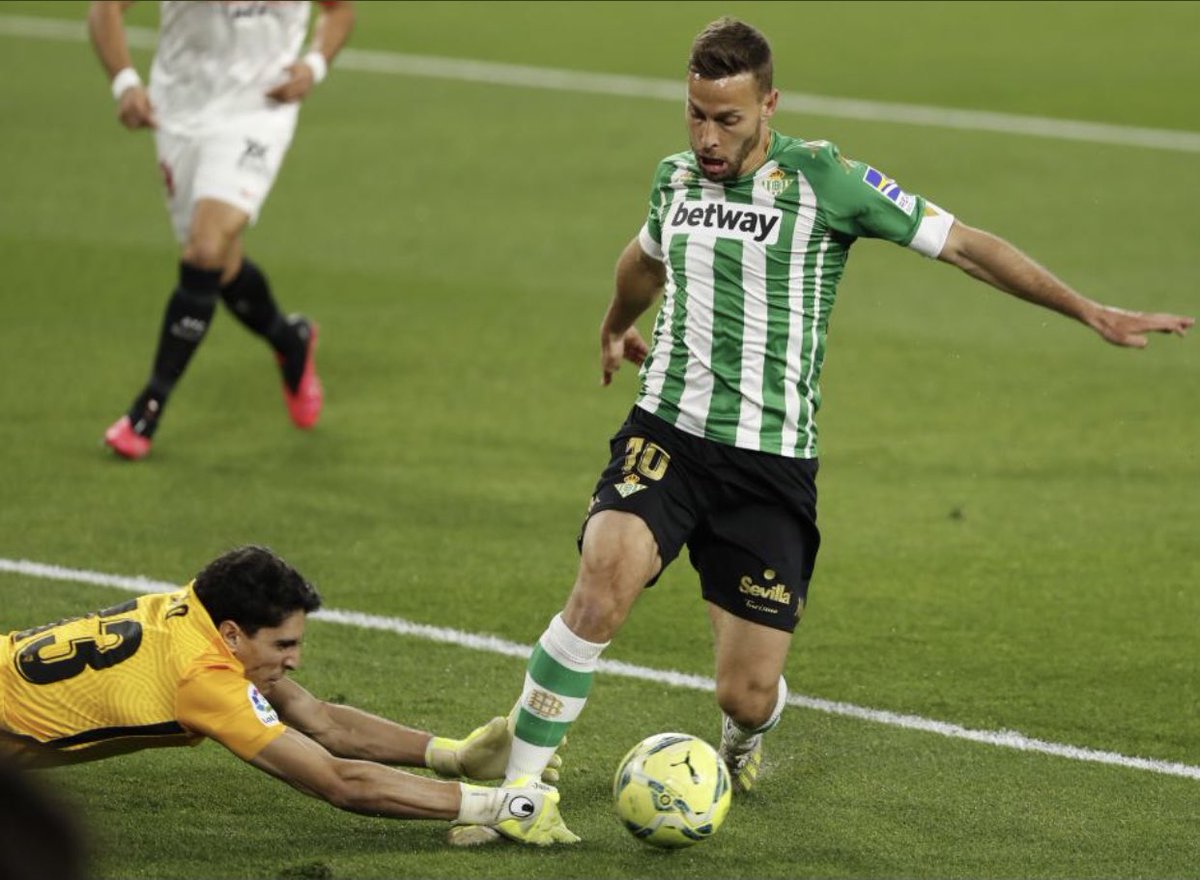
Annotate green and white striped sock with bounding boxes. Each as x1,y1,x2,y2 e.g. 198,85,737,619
506,613,608,782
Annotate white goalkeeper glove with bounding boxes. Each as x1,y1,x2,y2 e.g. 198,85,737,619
454,778,579,846
425,712,564,783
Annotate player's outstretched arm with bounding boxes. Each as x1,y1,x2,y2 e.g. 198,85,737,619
249,731,576,843
601,236,666,385
270,680,563,782
251,727,459,818
266,0,356,103
936,221,1194,348
267,678,433,765
87,1,156,129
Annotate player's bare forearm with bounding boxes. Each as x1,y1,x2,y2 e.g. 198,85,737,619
269,679,431,764
326,755,458,818
938,222,1088,319
267,2,355,103
312,1,356,65
938,221,1193,348
605,237,665,336
600,237,663,384
86,1,135,79
251,728,458,819
88,0,156,128
316,702,432,766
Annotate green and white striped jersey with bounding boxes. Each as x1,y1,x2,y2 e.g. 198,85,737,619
636,132,954,458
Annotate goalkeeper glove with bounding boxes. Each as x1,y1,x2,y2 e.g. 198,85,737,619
425,713,563,783
454,779,579,846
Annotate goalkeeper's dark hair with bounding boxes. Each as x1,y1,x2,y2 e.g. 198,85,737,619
193,545,321,635
688,17,774,96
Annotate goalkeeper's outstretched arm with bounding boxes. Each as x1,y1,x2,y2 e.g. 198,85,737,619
267,678,435,766
247,729,577,844
266,679,560,781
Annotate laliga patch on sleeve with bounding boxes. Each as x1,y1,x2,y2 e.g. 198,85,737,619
247,683,280,727
863,166,917,216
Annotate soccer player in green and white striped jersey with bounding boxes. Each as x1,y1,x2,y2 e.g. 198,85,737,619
635,133,946,458
452,17,1193,846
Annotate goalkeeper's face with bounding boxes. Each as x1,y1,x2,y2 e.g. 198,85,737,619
224,610,307,695
686,71,779,181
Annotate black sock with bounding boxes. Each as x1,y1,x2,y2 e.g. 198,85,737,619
219,258,300,357
127,262,220,437
277,319,312,393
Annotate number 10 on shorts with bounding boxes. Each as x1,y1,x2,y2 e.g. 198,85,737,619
622,438,671,481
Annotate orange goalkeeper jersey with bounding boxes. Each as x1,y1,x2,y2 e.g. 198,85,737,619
0,585,286,763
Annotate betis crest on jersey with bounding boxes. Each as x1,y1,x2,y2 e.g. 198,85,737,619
671,166,697,187
759,167,792,196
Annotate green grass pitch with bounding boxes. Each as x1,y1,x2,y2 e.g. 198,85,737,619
0,2,1197,877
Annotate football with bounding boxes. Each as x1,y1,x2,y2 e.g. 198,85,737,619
612,732,732,848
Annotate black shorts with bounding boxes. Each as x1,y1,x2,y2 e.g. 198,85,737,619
580,406,820,633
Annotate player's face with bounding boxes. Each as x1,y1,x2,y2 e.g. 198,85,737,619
686,71,778,181
228,610,307,695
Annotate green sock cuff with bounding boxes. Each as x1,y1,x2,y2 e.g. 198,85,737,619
528,643,594,698
515,708,572,747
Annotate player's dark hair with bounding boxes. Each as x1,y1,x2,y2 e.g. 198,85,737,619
688,17,774,95
193,545,321,635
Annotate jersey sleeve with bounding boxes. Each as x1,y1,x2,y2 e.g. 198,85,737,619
805,141,955,257
637,160,675,262
638,223,663,261
176,664,286,761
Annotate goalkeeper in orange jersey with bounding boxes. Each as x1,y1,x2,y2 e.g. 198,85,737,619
0,545,574,845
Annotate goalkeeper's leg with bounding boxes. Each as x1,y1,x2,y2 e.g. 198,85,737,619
504,510,660,783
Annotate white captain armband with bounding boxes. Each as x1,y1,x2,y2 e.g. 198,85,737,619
110,67,142,101
907,202,956,258
303,51,328,85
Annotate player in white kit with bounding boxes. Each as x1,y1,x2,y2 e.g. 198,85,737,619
88,1,355,459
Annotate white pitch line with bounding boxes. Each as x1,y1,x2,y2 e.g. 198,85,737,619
2,556,1198,782
2,13,1199,154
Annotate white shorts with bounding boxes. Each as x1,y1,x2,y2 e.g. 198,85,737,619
155,110,298,243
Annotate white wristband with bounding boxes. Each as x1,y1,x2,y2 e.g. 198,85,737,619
303,50,328,85
110,67,142,101
455,783,503,825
